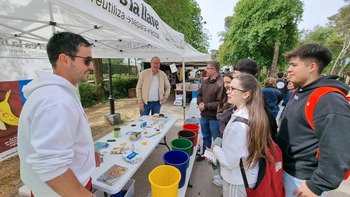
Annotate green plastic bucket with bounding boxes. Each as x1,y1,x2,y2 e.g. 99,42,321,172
171,138,193,168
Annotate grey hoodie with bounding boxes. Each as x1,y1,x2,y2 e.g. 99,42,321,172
275,75,350,195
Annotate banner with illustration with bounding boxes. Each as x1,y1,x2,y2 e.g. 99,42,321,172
0,80,31,161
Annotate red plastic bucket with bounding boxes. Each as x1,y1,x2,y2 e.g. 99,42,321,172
182,124,199,146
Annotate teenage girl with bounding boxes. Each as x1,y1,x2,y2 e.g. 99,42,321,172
204,74,275,197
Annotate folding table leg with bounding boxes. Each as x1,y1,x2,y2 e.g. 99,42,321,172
158,136,170,150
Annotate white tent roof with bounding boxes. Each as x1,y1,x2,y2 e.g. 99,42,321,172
143,43,211,63
0,0,185,59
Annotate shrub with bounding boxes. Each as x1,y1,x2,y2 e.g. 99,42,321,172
78,83,99,108
109,77,138,99
79,77,139,107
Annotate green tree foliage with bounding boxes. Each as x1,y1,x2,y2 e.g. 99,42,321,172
217,0,303,72
144,0,209,53
299,2,350,75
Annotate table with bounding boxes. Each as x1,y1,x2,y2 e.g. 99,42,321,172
178,97,201,196
177,133,201,196
91,115,177,196
174,89,199,104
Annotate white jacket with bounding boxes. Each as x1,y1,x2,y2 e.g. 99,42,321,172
18,71,95,196
213,108,259,185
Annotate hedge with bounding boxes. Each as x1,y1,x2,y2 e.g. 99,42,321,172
79,77,138,108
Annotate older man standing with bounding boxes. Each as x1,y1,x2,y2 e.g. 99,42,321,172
136,56,170,116
196,60,223,161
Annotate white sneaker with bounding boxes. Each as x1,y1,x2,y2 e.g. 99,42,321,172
213,174,221,180
213,177,223,187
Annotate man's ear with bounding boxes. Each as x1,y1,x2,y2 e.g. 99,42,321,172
308,62,318,74
58,53,70,68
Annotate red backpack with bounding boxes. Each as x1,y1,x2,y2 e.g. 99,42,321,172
235,117,285,197
239,143,285,197
291,86,350,179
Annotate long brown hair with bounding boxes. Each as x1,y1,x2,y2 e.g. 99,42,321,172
235,75,275,167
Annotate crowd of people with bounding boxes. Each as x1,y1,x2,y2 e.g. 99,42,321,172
17,31,350,197
198,44,350,197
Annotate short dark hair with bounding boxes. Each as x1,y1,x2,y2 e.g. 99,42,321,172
233,59,258,76
46,32,92,68
208,60,220,73
276,72,284,78
283,44,332,74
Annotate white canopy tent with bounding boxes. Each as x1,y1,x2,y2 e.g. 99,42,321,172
0,0,208,105
0,0,211,106
0,0,210,160
0,0,186,82
143,43,211,63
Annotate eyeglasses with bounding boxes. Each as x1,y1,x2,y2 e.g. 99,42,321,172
65,54,92,66
228,87,246,92
206,67,215,70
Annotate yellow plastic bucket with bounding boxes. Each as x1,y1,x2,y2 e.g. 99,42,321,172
148,165,181,197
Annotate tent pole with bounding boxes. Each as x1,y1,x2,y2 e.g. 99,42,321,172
48,2,56,33
108,58,115,115
182,57,186,124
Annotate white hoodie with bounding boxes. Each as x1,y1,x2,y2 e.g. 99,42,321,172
18,70,95,196
213,108,259,185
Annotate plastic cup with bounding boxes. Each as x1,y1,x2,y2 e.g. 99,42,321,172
114,128,120,138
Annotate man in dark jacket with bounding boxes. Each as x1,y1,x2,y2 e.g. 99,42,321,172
276,71,288,98
196,60,223,161
275,44,350,197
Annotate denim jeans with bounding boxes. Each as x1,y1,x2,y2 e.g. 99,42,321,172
283,171,327,197
140,101,161,116
200,116,221,153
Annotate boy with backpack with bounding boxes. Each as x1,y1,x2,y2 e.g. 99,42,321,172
275,44,350,197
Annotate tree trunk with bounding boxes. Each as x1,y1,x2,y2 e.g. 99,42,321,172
330,36,350,75
257,67,261,80
93,58,105,101
269,43,280,77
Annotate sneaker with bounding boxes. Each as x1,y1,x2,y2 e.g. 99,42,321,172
213,174,221,180
213,177,223,187
195,155,205,162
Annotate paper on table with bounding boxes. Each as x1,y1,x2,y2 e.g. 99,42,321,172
203,150,217,163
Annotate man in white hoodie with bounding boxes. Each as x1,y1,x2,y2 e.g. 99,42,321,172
18,32,101,197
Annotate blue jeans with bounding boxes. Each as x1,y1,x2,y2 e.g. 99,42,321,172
283,171,328,197
140,101,161,116
200,116,221,153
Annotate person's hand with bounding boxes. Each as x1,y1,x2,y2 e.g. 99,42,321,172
198,102,205,111
94,150,102,167
161,98,167,104
139,102,145,111
203,147,215,163
293,180,318,197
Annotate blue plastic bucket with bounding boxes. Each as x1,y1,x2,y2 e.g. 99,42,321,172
163,150,189,188
184,117,200,125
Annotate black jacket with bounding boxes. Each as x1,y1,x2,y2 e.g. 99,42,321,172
275,75,350,195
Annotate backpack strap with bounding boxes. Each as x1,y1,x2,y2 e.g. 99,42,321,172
291,88,298,97
236,117,250,188
306,87,350,180
239,158,250,188
305,87,346,130
233,116,249,125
